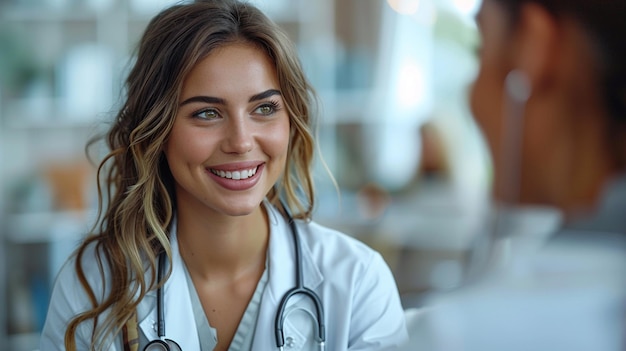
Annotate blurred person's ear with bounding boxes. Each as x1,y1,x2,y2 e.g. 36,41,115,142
510,2,560,91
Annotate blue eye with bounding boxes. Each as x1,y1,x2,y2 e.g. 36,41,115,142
193,108,220,120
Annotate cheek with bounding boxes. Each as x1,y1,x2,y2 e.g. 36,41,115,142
469,54,513,200
519,106,574,201
165,125,215,165
266,119,291,159
470,66,505,161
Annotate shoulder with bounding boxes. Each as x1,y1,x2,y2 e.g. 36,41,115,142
52,240,111,304
538,231,626,288
42,240,114,350
296,219,391,280
298,221,409,347
299,220,378,261
266,202,380,266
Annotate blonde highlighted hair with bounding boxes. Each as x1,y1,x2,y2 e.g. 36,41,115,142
67,1,319,349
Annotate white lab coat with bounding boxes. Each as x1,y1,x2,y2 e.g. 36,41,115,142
403,175,626,351
41,203,408,350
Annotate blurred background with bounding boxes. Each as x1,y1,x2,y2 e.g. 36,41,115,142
0,0,488,349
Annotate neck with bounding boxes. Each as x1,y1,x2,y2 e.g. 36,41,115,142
557,102,616,217
554,24,618,216
175,204,269,282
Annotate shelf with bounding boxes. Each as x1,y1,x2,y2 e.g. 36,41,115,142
1,98,106,131
0,6,101,22
315,183,488,251
9,331,40,351
2,119,103,131
4,210,97,244
318,89,376,124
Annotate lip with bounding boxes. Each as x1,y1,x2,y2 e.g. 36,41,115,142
206,162,264,191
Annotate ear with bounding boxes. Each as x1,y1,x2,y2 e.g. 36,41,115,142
511,3,561,89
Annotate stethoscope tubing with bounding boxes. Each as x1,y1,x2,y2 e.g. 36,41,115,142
148,204,326,350
143,252,182,351
274,212,326,349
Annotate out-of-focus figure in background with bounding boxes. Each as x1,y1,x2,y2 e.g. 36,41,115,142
404,0,626,350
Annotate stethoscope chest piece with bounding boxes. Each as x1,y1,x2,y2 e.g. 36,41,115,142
144,338,182,351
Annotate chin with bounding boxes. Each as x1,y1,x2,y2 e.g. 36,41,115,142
218,198,265,217
225,208,257,217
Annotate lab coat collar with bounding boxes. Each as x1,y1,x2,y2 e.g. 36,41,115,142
138,221,201,351
137,202,324,350
264,201,324,302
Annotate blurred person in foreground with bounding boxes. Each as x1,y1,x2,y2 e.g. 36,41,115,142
404,0,626,350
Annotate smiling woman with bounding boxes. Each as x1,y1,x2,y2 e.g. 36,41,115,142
39,1,408,350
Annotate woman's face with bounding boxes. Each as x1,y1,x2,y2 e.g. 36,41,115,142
164,42,291,217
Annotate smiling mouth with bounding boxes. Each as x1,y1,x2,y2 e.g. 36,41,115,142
209,166,258,180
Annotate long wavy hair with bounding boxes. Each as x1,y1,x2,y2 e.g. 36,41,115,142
66,1,319,349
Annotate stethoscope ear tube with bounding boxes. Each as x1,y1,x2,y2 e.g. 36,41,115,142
157,252,166,338
274,295,288,348
274,202,326,349
144,252,183,351
149,203,326,351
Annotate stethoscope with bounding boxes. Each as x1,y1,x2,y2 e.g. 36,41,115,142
144,207,326,351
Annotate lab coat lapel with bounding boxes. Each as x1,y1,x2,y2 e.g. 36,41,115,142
138,227,201,351
251,203,324,350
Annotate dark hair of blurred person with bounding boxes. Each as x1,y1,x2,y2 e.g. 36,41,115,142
471,0,626,226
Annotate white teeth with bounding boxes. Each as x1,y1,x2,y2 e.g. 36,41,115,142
211,167,258,180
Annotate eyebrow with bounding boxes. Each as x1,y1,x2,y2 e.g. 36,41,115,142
179,89,282,107
249,89,281,102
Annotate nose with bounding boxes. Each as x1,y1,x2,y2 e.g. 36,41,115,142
221,115,253,154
